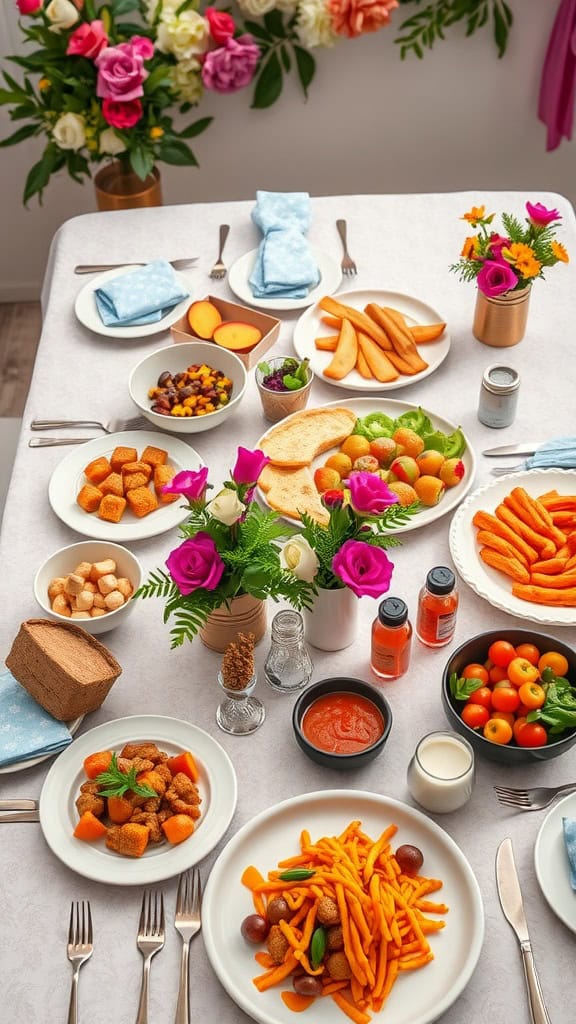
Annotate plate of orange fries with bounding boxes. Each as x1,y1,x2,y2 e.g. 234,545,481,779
449,469,576,625
292,290,450,392
202,790,484,1024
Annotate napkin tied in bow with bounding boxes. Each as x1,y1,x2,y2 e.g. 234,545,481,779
0,669,72,767
249,191,320,299
525,437,576,470
94,259,189,327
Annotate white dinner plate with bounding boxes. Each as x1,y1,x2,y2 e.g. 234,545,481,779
39,715,237,885
449,468,576,626
256,397,475,532
203,789,484,1024
0,715,83,775
534,792,576,933
48,429,202,542
74,267,194,339
228,248,341,312
293,289,450,392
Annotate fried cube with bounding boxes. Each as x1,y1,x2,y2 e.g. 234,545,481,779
154,464,179,504
77,483,103,513
126,486,158,518
110,446,138,472
99,472,124,498
122,470,150,492
140,445,168,468
97,494,127,523
89,559,117,581
122,461,152,481
84,456,112,486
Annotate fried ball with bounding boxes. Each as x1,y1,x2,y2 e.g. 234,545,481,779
266,925,290,965
326,925,344,951
317,896,340,926
326,952,352,980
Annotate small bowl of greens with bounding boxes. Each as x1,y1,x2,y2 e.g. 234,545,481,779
255,356,314,423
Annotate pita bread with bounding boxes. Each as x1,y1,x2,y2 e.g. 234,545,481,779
260,407,357,467
258,464,329,525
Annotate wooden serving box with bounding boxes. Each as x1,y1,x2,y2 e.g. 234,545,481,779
170,295,280,369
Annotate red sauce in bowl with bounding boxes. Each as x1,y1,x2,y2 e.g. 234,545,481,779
301,691,385,754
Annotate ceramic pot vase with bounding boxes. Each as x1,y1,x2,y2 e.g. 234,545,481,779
94,160,163,211
303,586,358,651
199,594,267,653
473,285,531,347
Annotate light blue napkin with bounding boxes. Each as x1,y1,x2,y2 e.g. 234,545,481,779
563,817,576,890
249,191,321,299
0,669,72,767
526,437,576,470
94,259,189,327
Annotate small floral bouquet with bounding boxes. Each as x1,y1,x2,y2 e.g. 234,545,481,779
136,446,314,646
279,472,417,597
451,202,569,298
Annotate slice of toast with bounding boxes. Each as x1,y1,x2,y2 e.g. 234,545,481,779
259,464,329,525
260,407,357,467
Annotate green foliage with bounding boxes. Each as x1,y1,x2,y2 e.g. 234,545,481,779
395,0,513,60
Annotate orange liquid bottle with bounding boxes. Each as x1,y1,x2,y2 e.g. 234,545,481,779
416,566,458,648
371,597,412,680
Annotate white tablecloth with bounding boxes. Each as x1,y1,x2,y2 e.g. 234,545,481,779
2,191,576,1022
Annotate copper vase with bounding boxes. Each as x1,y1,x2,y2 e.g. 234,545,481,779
199,594,267,653
94,160,163,211
473,285,531,347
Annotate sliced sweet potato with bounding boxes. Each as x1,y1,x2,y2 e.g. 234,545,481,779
323,318,358,380
83,749,113,779
161,813,195,845
357,332,398,382
107,796,134,824
166,751,199,782
410,323,447,343
355,346,372,379
74,811,108,842
314,335,338,351
319,296,392,350
187,299,222,339
213,321,262,352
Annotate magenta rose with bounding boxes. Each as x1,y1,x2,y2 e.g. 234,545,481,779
526,202,560,227
16,0,42,13
205,7,236,43
476,259,518,297
487,233,510,259
166,533,225,596
231,447,269,485
67,20,108,58
348,472,398,515
102,98,143,129
129,35,155,60
332,539,394,599
201,35,260,94
161,467,209,501
96,42,149,102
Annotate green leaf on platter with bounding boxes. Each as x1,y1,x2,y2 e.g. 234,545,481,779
0,123,39,147
252,52,283,110
294,45,315,96
177,116,213,139
157,139,198,166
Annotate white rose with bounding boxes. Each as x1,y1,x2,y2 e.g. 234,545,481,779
98,128,127,156
296,0,338,48
46,0,79,32
145,0,181,24
206,489,245,526
170,58,204,104
52,112,86,152
155,10,209,61
280,536,319,582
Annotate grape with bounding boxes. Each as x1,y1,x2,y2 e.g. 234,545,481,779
395,844,424,876
293,975,323,997
267,897,290,924
240,914,270,943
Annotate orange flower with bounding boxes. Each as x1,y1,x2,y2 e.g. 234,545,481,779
461,236,479,259
515,257,541,279
552,240,569,263
328,0,398,39
462,206,487,225
501,242,535,265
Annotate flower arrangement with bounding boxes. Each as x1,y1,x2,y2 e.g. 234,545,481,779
1,0,513,203
136,446,314,647
451,202,570,298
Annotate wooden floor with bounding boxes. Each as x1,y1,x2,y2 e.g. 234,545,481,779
0,302,41,417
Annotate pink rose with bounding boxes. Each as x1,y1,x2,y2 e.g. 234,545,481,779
16,0,42,13
231,447,269,485
67,20,108,59
347,472,398,515
102,98,143,129
201,35,260,94
129,35,155,61
166,533,225,596
476,259,518,298
96,42,149,102
526,202,560,227
205,7,235,44
161,467,209,502
332,539,394,599
328,0,398,39
487,233,510,259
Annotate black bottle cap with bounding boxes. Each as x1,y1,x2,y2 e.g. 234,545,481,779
426,566,455,595
378,597,408,626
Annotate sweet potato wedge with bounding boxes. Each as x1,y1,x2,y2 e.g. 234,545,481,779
366,304,428,372
319,296,392,350
355,345,372,379
314,335,338,351
409,323,447,343
357,332,398,382
323,318,358,380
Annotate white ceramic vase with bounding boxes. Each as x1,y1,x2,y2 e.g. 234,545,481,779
303,586,358,651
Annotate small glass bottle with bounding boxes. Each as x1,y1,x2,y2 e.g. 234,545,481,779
264,610,314,692
371,597,412,680
478,364,520,428
416,566,459,648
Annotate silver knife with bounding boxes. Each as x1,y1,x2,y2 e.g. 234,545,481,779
483,442,544,457
29,437,96,447
0,811,40,822
496,837,551,1024
0,799,38,810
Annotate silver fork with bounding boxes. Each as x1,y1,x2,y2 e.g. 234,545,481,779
336,219,358,276
174,869,202,1024
209,224,230,280
67,900,93,1024
494,782,576,810
30,415,146,434
136,890,165,1024
491,463,526,476
74,258,198,274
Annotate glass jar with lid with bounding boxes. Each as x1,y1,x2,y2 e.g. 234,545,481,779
264,610,314,693
478,364,520,428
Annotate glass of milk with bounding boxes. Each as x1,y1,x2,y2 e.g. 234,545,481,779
407,731,475,813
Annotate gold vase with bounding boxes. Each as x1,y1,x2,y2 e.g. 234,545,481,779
473,285,531,347
199,594,267,653
94,160,163,211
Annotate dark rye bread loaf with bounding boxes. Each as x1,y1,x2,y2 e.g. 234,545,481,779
5,619,122,720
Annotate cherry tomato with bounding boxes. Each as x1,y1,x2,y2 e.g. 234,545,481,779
483,718,513,745
489,665,509,684
488,640,516,668
515,643,541,666
517,681,546,709
461,704,490,730
489,710,516,728
491,686,520,713
462,663,490,685
513,716,528,742
516,722,548,748
468,686,492,710
507,657,540,687
538,651,569,677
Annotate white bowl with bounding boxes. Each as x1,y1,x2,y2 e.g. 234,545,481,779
128,341,248,434
34,540,143,636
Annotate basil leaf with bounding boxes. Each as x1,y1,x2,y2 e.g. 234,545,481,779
449,671,484,701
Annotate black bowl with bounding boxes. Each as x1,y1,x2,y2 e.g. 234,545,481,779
442,629,576,764
292,677,393,770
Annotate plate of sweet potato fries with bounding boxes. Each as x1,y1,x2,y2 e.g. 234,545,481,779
449,469,576,625
293,290,450,392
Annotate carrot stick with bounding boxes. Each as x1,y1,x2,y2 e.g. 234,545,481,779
253,952,299,991
511,583,576,606
331,990,372,1024
495,504,556,557
472,510,539,563
479,547,531,583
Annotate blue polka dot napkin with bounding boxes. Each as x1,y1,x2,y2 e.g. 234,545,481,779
249,191,321,299
0,669,73,767
94,259,189,327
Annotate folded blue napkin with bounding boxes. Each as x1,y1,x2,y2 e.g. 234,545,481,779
526,437,576,470
94,259,189,327
563,817,576,890
249,191,321,299
0,669,72,767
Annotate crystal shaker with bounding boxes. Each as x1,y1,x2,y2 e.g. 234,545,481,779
264,610,314,692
